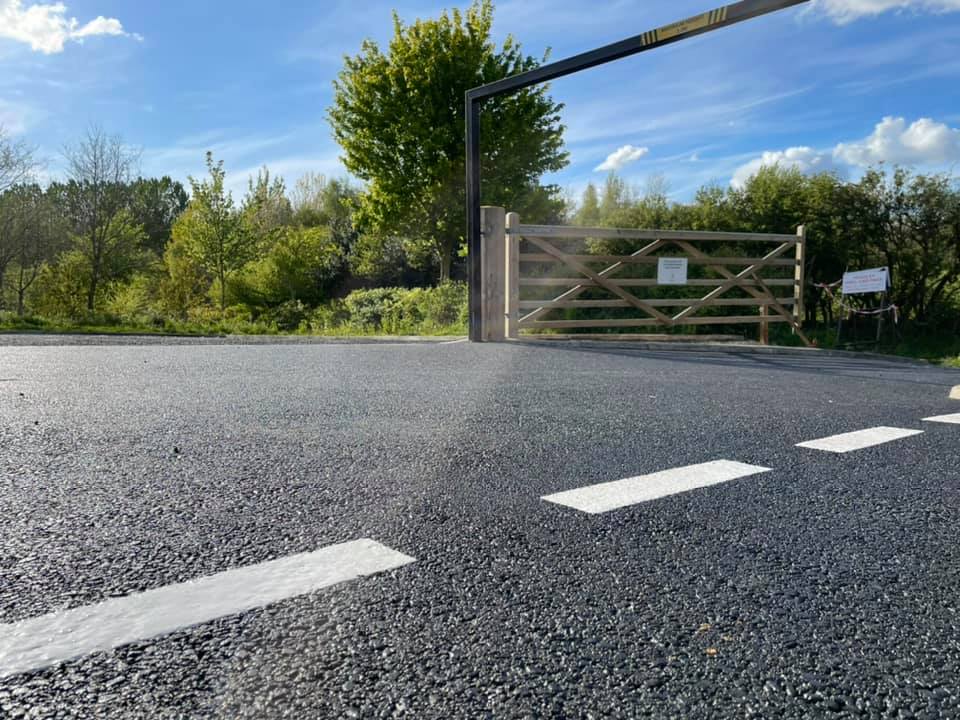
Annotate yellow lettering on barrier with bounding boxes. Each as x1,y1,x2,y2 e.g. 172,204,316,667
657,12,711,40
654,6,728,43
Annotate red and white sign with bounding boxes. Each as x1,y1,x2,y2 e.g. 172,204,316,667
842,267,889,295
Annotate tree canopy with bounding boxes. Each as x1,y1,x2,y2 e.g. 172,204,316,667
329,0,568,281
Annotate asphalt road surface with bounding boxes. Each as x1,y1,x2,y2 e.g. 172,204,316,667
1,336,959,719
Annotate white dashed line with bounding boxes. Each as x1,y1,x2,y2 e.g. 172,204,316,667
440,338,469,344
796,426,923,453
0,539,415,679
923,413,960,425
541,460,771,514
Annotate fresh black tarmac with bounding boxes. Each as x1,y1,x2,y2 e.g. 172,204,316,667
1,337,959,718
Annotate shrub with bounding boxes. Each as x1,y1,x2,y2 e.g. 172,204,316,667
29,251,95,319
308,301,349,333
229,226,344,308
260,299,311,331
340,282,467,334
103,274,159,322
343,287,405,329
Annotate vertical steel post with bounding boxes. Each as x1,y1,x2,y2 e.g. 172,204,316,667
466,95,482,341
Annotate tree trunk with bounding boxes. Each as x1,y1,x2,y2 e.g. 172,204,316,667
87,275,98,312
439,244,452,284
17,266,25,316
219,266,226,312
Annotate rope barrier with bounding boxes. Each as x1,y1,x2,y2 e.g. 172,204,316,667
812,280,899,324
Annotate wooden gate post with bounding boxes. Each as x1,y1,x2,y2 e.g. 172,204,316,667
794,225,806,331
480,206,506,341
505,212,520,339
759,305,769,345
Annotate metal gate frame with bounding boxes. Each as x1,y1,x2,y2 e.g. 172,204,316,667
465,0,810,340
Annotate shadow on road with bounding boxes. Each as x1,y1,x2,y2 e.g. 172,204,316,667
519,341,959,388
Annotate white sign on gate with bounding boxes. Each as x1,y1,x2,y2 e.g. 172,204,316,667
842,267,889,295
657,257,688,285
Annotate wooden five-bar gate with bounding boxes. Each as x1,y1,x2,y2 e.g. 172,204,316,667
478,206,810,346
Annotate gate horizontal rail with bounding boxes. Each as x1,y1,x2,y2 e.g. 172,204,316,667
519,254,797,266
518,278,797,287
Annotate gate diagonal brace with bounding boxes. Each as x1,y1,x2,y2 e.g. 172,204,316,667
524,236,673,325
519,238,667,324
669,239,797,319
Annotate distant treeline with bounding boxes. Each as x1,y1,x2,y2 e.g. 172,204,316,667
0,129,469,333
572,167,960,331
0,128,958,338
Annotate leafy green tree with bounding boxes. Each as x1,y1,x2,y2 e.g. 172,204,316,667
243,167,293,244
129,176,188,256
175,152,254,311
688,184,737,232
292,175,358,246
0,130,39,303
729,166,851,324
0,186,28,307
59,126,143,311
2,185,65,315
30,250,94,318
348,231,421,287
329,0,568,281
157,223,208,318
576,183,601,226
230,226,343,307
730,165,811,234
855,167,960,322
598,173,635,223
512,182,568,225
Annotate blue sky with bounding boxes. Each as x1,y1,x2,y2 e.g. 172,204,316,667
1,0,959,202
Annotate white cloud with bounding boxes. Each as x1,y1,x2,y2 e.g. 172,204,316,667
731,116,960,188
0,0,138,54
594,145,649,172
731,146,838,188
834,116,960,166
813,0,960,24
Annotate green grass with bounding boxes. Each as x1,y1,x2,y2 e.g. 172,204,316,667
0,312,272,337
0,310,466,339
771,324,960,367
2,308,955,367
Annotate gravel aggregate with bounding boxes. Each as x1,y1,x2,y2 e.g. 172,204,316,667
1,338,959,718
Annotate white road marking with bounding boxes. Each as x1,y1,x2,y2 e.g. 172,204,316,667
541,460,771,514
0,539,414,679
440,338,469,344
950,385,960,400
796,426,923,453
923,413,960,425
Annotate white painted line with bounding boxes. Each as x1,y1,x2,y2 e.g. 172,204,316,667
923,413,960,425
440,338,468,344
796,426,923,453
541,460,771,514
0,539,414,679
950,385,960,400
